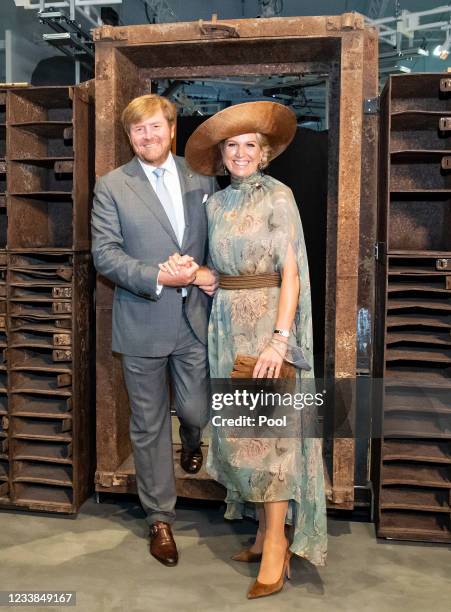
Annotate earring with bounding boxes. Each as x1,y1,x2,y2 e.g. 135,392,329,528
258,161,264,174
223,163,229,175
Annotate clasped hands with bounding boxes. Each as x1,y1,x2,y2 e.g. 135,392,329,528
159,253,219,296
159,255,288,378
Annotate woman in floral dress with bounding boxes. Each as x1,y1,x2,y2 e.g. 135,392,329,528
169,101,327,599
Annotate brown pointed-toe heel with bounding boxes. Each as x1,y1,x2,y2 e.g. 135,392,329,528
231,548,263,563
247,549,292,600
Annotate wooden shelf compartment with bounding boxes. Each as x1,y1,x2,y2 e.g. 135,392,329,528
12,482,73,510
12,460,72,487
383,410,451,438
384,388,451,415
380,485,450,512
381,461,451,487
378,509,450,542
12,438,72,464
10,393,72,418
11,415,72,441
388,193,451,252
382,439,451,463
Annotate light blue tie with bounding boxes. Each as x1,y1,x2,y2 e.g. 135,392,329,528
153,167,180,243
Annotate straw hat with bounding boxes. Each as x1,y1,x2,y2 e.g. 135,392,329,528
184,101,297,176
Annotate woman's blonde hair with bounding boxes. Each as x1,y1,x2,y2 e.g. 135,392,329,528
121,94,177,134
217,132,272,174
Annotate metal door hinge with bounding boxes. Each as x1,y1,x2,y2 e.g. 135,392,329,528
326,13,364,31
440,78,451,93
199,14,239,38
436,258,451,271
93,26,128,42
439,117,451,131
374,242,384,261
364,97,379,115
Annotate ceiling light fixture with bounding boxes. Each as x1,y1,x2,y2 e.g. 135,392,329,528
433,27,451,60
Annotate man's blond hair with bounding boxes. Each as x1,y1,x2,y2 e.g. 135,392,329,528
121,94,177,134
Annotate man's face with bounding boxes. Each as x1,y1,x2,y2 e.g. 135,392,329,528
128,109,175,166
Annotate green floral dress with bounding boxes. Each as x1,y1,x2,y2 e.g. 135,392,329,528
206,171,327,566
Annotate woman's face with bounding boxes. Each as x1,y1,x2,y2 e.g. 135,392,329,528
221,133,263,178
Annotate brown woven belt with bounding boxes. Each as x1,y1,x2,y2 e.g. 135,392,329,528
218,272,281,289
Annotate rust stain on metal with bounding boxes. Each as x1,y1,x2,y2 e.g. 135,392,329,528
54,333,71,346
93,26,128,42
54,160,74,174
53,349,72,361
53,287,72,298
53,301,72,314
198,17,240,39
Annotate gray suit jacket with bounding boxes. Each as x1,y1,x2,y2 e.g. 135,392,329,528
91,155,217,357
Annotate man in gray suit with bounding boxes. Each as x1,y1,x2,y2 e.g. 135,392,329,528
91,94,217,567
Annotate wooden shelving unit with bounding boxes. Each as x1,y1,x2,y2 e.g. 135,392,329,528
0,86,95,514
372,74,451,543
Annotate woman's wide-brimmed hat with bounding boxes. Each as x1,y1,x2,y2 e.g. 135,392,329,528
185,101,297,176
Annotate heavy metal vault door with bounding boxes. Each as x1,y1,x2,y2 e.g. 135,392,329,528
93,14,378,509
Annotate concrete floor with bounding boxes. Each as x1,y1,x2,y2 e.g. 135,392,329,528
0,497,450,612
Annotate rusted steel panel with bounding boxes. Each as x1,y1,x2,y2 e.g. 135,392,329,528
357,27,379,373
95,45,143,179
140,62,330,81
95,275,114,310
70,253,95,509
323,59,340,381
120,38,339,69
96,444,226,501
72,87,95,252
326,31,366,505
93,13,365,46
95,307,131,473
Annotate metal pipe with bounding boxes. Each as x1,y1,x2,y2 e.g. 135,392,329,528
68,0,122,4
410,21,450,31
369,4,451,25
379,47,429,59
22,0,122,8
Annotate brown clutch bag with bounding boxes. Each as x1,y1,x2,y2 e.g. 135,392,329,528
231,354,296,379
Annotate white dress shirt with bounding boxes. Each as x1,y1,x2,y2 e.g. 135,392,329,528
138,154,186,296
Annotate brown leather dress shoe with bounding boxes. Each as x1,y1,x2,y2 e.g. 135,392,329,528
179,446,203,474
149,522,178,567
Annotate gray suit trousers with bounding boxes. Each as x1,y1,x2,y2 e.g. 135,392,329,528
122,309,209,526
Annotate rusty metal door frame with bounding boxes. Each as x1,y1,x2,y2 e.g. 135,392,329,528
93,13,379,508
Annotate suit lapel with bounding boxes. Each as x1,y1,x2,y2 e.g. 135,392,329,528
174,156,197,251
124,156,179,247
